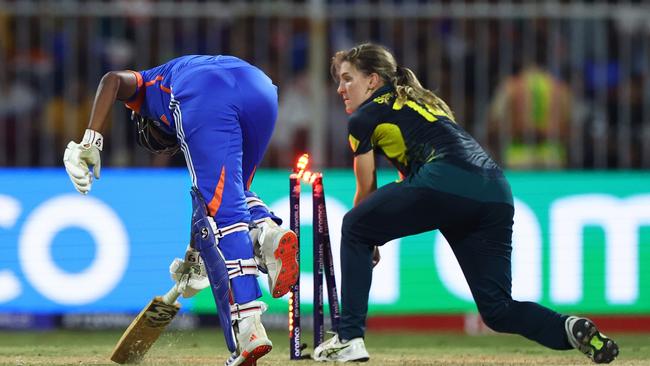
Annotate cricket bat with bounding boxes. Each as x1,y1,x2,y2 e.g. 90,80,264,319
110,285,181,364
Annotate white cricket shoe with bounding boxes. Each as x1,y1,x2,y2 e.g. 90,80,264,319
313,333,370,362
225,309,272,366
251,218,298,298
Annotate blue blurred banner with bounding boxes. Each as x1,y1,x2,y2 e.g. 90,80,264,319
2,169,650,316
0,168,191,312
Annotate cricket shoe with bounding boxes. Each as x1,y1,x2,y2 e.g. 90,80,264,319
251,217,298,298
565,316,619,364
313,333,370,362
225,304,272,366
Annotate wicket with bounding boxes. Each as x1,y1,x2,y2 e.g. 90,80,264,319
289,154,340,360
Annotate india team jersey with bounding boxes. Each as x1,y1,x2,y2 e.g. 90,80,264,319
347,85,500,176
124,55,252,135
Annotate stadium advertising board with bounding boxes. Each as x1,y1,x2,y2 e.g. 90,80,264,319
1,169,649,316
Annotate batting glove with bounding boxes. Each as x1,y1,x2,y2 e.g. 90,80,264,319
63,129,103,195
169,245,209,298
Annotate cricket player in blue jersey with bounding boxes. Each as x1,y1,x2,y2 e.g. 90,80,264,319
63,55,299,366
313,43,619,364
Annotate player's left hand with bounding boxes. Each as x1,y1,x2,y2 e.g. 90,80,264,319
63,129,103,195
372,246,381,267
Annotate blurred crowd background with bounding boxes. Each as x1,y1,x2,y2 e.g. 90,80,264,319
1,0,649,170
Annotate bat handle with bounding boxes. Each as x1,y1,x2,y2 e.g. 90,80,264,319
161,256,194,305
161,285,182,305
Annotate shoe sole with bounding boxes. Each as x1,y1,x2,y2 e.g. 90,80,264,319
313,353,370,362
271,231,299,298
574,319,619,364
239,344,272,366
314,357,369,363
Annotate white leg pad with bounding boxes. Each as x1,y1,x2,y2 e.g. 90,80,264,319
230,300,267,321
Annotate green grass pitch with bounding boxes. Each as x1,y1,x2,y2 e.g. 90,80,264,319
1,329,649,365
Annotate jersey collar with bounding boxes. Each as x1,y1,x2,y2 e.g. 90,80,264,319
359,84,395,108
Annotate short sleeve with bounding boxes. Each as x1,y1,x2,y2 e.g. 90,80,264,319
124,70,145,113
123,63,169,119
347,110,375,156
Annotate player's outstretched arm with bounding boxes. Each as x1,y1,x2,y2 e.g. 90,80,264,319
353,151,382,267
63,71,137,194
352,150,377,206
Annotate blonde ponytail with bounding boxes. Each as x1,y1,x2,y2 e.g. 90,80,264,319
393,66,455,120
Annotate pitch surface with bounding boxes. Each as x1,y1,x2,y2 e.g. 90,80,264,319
1,329,648,365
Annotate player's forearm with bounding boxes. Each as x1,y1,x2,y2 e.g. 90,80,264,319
353,171,376,206
86,71,135,134
353,185,375,206
353,190,363,207
85,73,119,134
352,152,376,206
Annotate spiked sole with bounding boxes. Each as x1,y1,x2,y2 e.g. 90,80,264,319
271,231,299,298
574,319,619,364
239,344,272,366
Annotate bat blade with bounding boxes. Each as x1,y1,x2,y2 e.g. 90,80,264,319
110,296,180,364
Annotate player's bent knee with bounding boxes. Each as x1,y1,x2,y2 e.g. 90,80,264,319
480,314,509,333
341,210,364,237
341,210,355,231
341,210,377,249
478,303,516,334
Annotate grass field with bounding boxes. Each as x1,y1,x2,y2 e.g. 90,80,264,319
1,329,648,365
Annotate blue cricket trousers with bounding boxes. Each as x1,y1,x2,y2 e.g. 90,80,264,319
171,57,278,304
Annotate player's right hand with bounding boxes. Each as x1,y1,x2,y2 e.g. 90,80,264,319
63,129,103,195
169,246,209,298
372,246,381,267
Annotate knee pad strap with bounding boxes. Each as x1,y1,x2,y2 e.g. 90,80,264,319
245,196,267,209
214,221,249,240
226,258,259,279
230,300,267,321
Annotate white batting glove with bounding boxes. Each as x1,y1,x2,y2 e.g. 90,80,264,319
169,245,209,298
63,129,103,195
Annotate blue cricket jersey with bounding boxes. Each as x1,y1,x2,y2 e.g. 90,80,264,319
124,55,255,134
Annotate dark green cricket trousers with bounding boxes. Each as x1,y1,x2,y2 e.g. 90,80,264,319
337,160,572,350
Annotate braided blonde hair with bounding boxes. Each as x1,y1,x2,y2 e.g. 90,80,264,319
331,43,454,119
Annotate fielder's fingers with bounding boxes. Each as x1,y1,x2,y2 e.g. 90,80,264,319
372,246,381,267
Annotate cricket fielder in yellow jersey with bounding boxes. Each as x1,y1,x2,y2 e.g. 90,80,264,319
313,43,619,365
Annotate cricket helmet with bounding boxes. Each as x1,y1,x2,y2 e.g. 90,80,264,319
131,112,180,155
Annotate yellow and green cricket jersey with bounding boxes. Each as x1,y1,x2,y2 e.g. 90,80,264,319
347,85,512,205
348,85,500,176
